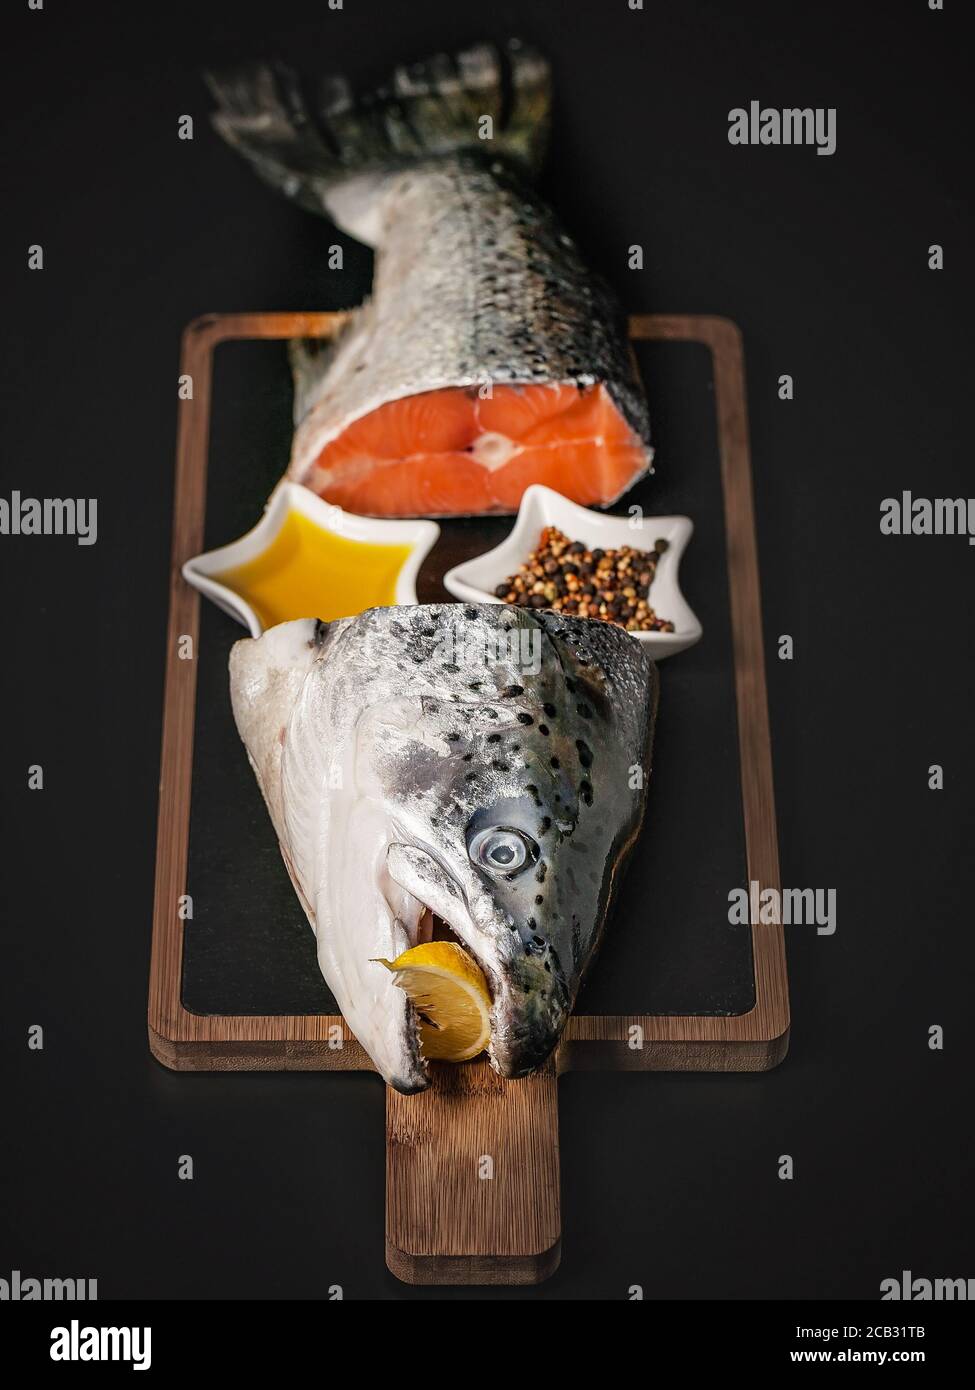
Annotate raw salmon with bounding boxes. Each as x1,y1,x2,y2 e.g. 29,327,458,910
229,604,657,1090
301,382,646,517
208,41,653,518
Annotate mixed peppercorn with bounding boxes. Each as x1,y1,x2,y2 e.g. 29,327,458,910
494,526,675,633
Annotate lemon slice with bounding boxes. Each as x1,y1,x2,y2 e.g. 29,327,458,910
377,940,492,1062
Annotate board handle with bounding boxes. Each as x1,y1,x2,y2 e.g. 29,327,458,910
385,1058,561,1285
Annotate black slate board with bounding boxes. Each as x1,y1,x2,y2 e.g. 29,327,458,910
182,338,754,1017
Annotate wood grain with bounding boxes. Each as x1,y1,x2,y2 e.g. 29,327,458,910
148,311,787,1072
385,1060,561,1285
147,311,788,1285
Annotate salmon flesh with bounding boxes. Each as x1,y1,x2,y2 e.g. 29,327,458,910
229,604,658,1091
208,41,653,517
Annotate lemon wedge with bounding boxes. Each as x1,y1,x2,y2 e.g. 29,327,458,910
377,941,492,1062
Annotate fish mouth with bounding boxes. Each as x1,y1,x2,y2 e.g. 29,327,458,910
385,841,568,1080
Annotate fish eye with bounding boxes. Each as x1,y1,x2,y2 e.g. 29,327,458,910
468,826,537,876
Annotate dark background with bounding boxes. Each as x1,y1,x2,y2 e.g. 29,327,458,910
1,0,971,1300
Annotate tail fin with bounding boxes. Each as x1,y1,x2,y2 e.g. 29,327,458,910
206,39,550,244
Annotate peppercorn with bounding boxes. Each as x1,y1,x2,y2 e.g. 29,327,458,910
493,526,674,634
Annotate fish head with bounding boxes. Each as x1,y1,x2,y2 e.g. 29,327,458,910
230,606,656,1091
353,604,657,1079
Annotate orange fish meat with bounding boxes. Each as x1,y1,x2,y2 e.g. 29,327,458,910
209,40,653,517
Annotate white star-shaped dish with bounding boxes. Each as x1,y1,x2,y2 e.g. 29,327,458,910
182,481,440,637
442,485,702,659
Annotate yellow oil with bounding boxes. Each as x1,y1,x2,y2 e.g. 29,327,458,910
215,507,414,629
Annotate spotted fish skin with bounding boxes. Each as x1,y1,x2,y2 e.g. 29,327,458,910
229,604,657,1092
206,40,653,513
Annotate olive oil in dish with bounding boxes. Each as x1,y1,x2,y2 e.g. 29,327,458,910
214,507,414,628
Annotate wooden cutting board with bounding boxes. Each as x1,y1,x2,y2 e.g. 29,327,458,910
148,312,788,1285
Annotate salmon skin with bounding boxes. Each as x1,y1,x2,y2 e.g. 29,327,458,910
207,41,653,517
229,604,658,1090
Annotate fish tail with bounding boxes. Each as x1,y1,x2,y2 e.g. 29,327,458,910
206,39,551,244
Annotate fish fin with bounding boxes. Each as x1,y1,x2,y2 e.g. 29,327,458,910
496,38,552,172
376,40,549,168
206,40,551,244
205,61,342,217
